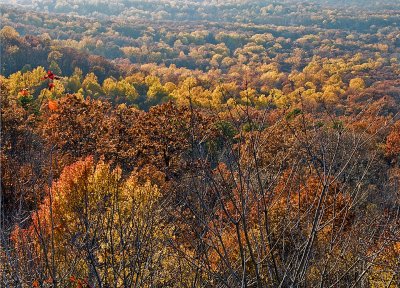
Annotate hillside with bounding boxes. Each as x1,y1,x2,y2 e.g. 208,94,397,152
1,1,399,287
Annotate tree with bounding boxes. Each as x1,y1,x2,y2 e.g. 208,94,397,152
168,109,398,287
349,77,366,91
9,157,172,287
103,77,139,104
82,72,103,98
144,76,169,108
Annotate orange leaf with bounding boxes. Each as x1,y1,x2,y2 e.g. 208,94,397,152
19,89,29,96
48,100,58,111
44,277,53,283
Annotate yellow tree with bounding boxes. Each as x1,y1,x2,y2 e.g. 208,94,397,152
82,72,103,98
11,157,173,287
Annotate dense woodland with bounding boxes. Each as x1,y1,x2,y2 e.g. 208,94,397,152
1,1,399,287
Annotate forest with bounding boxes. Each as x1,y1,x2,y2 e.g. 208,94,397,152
0,0,399,287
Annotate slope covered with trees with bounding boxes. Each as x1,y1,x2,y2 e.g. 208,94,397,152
1,1,399,287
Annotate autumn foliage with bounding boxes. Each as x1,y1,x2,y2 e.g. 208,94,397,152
1,2,400,287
